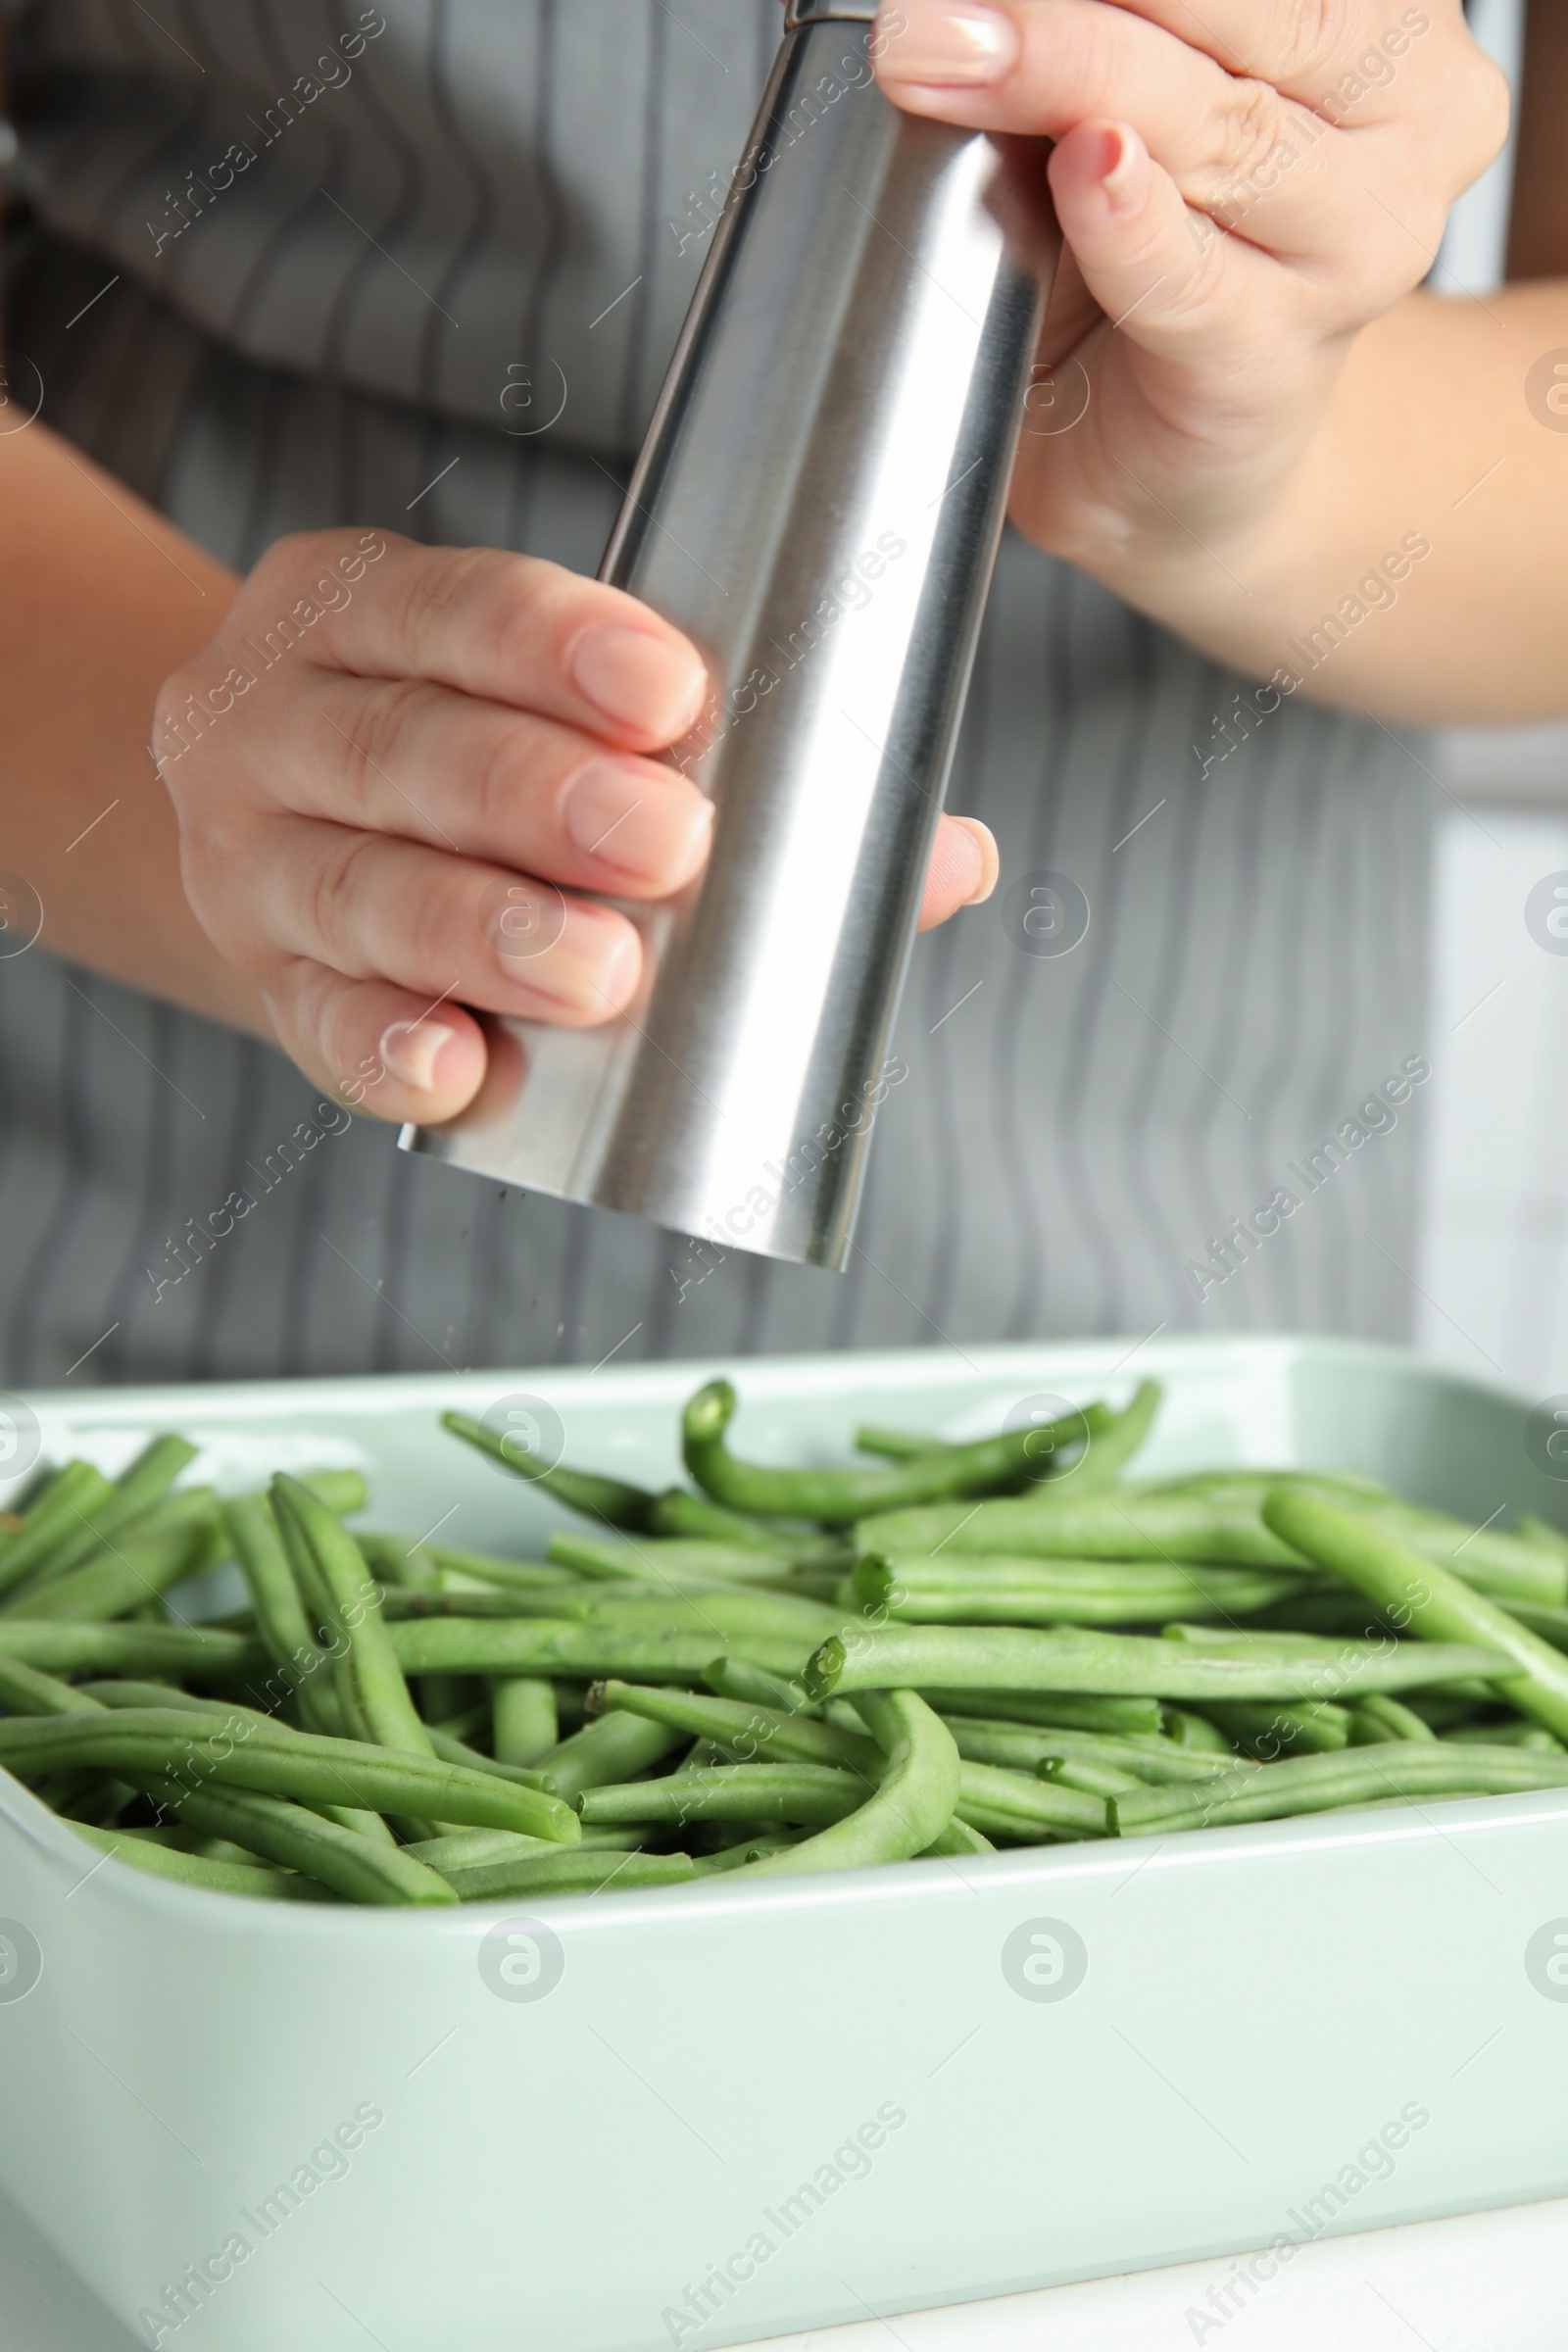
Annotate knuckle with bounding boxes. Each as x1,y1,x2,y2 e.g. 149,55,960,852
487,556,575,675
393,544,502,658
334,678,446,821
1456,51,1510,182
1267,0,1340,91
468,715,548,842
1204,76,1292,200
306,829,383,966
256,527,347,587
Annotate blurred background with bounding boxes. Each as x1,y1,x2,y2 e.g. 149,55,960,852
1420,0,1568,1396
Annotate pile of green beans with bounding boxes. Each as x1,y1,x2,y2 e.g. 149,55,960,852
1,1377,1565,1906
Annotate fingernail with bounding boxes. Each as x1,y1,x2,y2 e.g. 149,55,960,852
378,1019,458,1092
956,817,1000,906
510,904,641,1017
877,1,1018,86
570,624,709,740
1100,123,1147,214
563,759,714,886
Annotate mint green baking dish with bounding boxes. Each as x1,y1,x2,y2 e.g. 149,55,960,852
1,1335,1565,2352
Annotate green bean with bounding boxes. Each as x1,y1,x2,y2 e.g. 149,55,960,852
141,1778,456,1905
424,1544,579,1592
683,1380,1112,1525
1516,1514,1568,1561
735,1690,961,1875
31,1437,198,1581
951,1759,1107,1842
1329,1503,1565,1607
858,1390,1144,1493
648,1490,799,1547
854,1425,950,1462
857,1552,1309,1625
806,1624,1503,1704
492,1678,558,1766
392,1583,838,1642
378,1588,578,1620
0,1463,117,1597
403,1828,552,1868
80,1679,265,1720
1350,1693,1436,1744
1200,1700,1350,1757
1246,1594,1400,1641
593,1680,877,1777
1111,1742,1568,1838
424,1725,549,1789
702,1656,818,1715
549,1533,829,1594
296,1470,368,1517
357,1533,439,1591
855,1388,1147,1494
920,1687,1163,1738
1040,1754,1144,1798
0,1621,267,1681
74,1685,399,1846
870,1477,1540,1592
1443,1719,1565,1750
922,1815,995,1857
442,1410,659,1528
581,1764,863,1827
1262,1487,1568,1743
1507,1600,1568,1653
273,1475,434,1758
387,1617,821,1684
940,1715,1250,1785
1070,1380,1163,1494
1165,1708,1234,1752
6,1490,224,1622
547,1533,691,1584
0,1653,103,1716
138,1827,262,1862
0,1709,580,1840
693,1837,805,1872
528,1710,688,1801
270,1475,379,1742
224,1494,344,1735
1158,1622,1342,1650
74,1682,399,1851
856,1487,1312,1568
438,1849,697,1900
67,1825,327,1900
1137,1469,1392,1501
47,1770,131,1823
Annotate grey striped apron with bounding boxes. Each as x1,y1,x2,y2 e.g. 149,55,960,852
0,0,1433,1384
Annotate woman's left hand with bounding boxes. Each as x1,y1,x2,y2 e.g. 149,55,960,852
873,0,1507,624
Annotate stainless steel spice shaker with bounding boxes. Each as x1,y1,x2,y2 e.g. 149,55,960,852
404,0,1057,1268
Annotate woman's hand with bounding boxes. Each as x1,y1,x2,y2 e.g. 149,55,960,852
874,1,1507,631
157,531,998,1126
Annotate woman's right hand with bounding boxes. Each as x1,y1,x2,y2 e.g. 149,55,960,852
156,529,715,1127
157,528,997,1127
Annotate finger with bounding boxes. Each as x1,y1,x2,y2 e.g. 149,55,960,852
247,531,710,755
1044,121,1259,356
266,965,492,1127
234,816,644,1027
875,0,1449,119
261,672,715,900
871,0,1412,262
874,4,1501,260
1059,0,1481,133
918,815,999,931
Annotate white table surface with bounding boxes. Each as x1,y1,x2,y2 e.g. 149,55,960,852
6,2192,1565,2351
